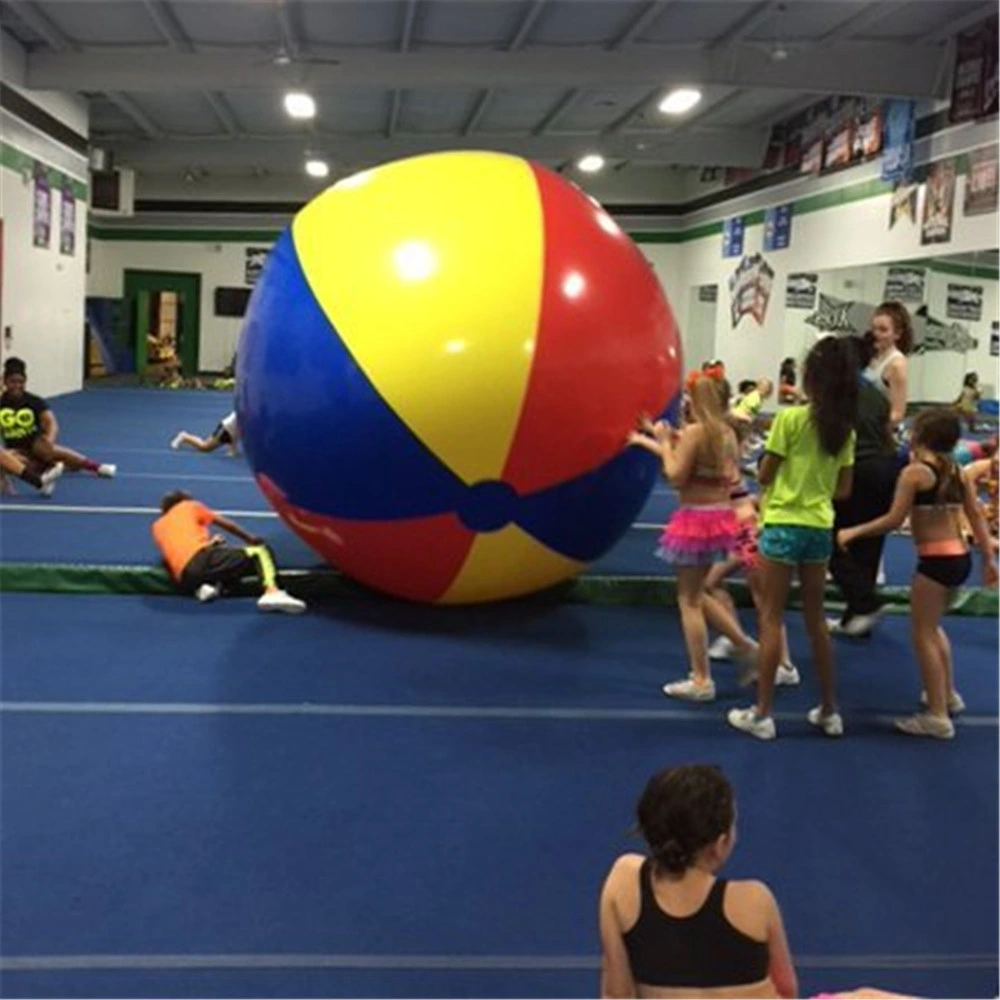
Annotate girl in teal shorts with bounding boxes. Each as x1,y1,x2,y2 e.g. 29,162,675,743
728,337,859,741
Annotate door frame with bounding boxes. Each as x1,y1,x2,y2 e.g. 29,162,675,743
123,269,202,377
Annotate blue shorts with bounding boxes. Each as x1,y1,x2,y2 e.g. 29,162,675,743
759,524,832,565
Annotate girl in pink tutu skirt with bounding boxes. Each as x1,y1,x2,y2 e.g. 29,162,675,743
629,371,739,701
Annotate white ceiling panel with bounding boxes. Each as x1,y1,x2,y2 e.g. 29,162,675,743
36,1,165,45
416,1,532,47
299,1,405,48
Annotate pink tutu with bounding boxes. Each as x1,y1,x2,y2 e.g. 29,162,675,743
656,505,738,566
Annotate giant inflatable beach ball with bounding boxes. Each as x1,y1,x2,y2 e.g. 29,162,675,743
237,150,681,604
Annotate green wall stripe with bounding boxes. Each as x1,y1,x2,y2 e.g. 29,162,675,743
89,226,282,242
0,140,87,200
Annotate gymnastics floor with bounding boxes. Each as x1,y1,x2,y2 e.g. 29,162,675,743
0,388,997,999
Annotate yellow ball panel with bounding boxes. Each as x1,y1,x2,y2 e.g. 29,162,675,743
292,151,544,485
438,524,585,605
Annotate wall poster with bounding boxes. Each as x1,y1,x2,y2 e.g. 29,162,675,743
884,266,926,303
889,180,919,228
728,253,775,327
921,159,956,245
785,272,818,310
722,216,744,258
59,182,76,256
763,204,792,251
245,247,270,285
964,146,999,215
946,283,983,321
32,162,51,249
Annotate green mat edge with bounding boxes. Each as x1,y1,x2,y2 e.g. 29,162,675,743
1,563,996,616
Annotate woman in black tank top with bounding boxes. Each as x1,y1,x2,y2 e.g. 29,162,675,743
599,765,797,998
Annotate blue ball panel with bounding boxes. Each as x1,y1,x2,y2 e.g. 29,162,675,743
237,230,467,520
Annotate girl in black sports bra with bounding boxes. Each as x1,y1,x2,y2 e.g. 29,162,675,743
837,409,998,739
599,765,797,999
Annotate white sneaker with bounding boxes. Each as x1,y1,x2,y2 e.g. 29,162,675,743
257,589,307,614
920,690,966,715
807,706,844,737
39,462,64,497
708,635,735,661
170,433,185,450
195,583,220,603
776,662,801,686
895,712,955,739
662,677,716,701
727,707,776,740
97,463,117,478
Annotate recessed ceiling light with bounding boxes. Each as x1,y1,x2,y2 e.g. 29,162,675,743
577,153,606,174
284,91,316,119
658,88,702,115
305,158,329,178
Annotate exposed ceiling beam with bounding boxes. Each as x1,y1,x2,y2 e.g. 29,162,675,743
705,0,781,51
386,89,404,137
399,0,419,52
104,92,164,139
462,89,494,135
920,2,996,44
749,92,820,127
532,88,581,135
816,1,907,46
276,0,302,58
507,0,547,51
608,1,672,51
602,87,663,135
106,125,770,172
141,0,193,54
203,91,240,135
27,42,942,101
5,0,78,53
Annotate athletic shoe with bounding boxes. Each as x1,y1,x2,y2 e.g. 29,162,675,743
170,433,185,450
827,613,877,638
662,677,715,701
807,706,844,737
708,635,735,661
97,463,117,478
776,662,801,686
895,712,955,739
920,689,966,715
195,583,220,603
39,462,65,497
257,589,307,614
727,707,776,740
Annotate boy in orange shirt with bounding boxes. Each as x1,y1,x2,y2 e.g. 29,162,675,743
151,490,305,613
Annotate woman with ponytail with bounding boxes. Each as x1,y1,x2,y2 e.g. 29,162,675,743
729,336,858,740
599,764,797,999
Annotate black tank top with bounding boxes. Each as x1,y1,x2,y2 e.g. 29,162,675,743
913,462,964,507
622,860,770,989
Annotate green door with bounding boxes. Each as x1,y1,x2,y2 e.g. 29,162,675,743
123,269,201,377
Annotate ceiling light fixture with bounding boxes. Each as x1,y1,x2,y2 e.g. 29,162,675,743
305,158,330,178
658,87,702,115
577,153,606,174
284,91,316,119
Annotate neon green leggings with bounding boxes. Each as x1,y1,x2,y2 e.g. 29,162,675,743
245,544,277,589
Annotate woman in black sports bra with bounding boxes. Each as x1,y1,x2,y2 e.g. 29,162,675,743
837,409,998,739
599,765,796,999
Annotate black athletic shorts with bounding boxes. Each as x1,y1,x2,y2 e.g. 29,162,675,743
179,543,256,593
213,423,234,446
915,552,972,589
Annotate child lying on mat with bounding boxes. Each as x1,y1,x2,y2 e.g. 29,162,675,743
151,490,305,613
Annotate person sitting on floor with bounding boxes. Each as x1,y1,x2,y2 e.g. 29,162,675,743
0,447,64,497
599,763,797,999
171,410,239,456
0,357,116,480
151,490,305,613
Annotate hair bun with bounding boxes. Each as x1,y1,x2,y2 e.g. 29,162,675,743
657,838,692,870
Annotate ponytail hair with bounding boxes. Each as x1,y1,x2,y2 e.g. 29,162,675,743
803,337,859,455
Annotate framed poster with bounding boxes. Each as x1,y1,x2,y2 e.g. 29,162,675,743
921,159,956,245
946,284,983,321
881,99,915,182
889,180,918,228
964,146,999,215
32,162,51,249
245,247,269,285
786,273,818,310
59,182,75,256
884,266,926,303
